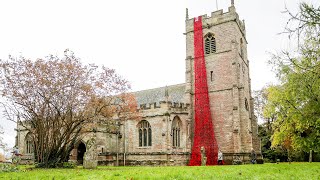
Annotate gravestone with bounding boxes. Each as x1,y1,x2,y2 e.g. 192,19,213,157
83,137,98,169
201,146,207,166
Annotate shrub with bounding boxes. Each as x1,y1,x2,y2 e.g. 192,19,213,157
62,162,77,169
0,163,19,172
35,161,77,168
256,159,264,164
232,160,242,165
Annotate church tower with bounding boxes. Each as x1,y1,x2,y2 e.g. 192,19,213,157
185,2,260,164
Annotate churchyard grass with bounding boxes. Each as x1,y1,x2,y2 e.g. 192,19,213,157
0,162,319,180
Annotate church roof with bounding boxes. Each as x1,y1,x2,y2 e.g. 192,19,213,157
133,83,186,105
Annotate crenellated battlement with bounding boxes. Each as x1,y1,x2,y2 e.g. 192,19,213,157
138,101,190,111
185,5,246,36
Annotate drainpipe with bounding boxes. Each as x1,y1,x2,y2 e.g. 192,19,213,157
123,118,126,166
116,131,119,166
166,113,170,164
17,119,20,149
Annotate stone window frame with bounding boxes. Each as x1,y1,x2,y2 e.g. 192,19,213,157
171,116,182,147
138,120,152,147
25,133,33,154
245,98,249,111
204,33,216,55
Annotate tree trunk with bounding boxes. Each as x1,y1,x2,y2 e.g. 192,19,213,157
287,149,291,164
309,150,312,163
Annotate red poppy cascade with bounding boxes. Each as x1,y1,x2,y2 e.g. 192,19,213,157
189,16,218,166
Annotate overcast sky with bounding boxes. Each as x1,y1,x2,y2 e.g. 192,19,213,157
0,0,319,151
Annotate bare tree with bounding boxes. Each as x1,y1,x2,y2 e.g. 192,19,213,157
0,50,137,167
0,126,7,154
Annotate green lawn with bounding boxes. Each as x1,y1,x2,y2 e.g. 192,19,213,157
1,163,319,180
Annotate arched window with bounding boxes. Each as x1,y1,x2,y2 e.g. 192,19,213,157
172,116,181,147
138,120,152,147
205,33,216,55
25,133,33,154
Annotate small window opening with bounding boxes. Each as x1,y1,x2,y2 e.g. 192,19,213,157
210,71,213,82
245,98,249,111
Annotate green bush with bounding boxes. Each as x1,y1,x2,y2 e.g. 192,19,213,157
62,162,77,169
232,160,242,165
256,159,264,164
262,158,272,163
0,163,19,172
35,161,77,168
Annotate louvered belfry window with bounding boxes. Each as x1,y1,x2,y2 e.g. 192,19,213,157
205,33,216,55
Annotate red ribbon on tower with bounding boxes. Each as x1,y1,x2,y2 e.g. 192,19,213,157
189,16,218,166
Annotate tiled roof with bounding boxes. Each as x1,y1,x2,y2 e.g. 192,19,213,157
133,83,186,105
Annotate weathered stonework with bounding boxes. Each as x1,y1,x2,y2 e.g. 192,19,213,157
185,5,261,163
16,3,261,166
83,137,98,169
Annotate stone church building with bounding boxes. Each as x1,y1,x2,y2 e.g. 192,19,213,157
16,2,261,165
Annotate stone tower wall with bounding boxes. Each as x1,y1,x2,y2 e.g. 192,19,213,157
185,5,260,156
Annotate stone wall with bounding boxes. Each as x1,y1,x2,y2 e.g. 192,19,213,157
185,5,261,157
68,100,190,166
15,126,35,164
119,101,190,165
16,4,261,166
96,152,190,166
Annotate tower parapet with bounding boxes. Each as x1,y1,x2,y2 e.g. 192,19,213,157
185,6,246,40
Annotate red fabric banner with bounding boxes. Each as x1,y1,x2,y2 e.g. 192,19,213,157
189,16,218,166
